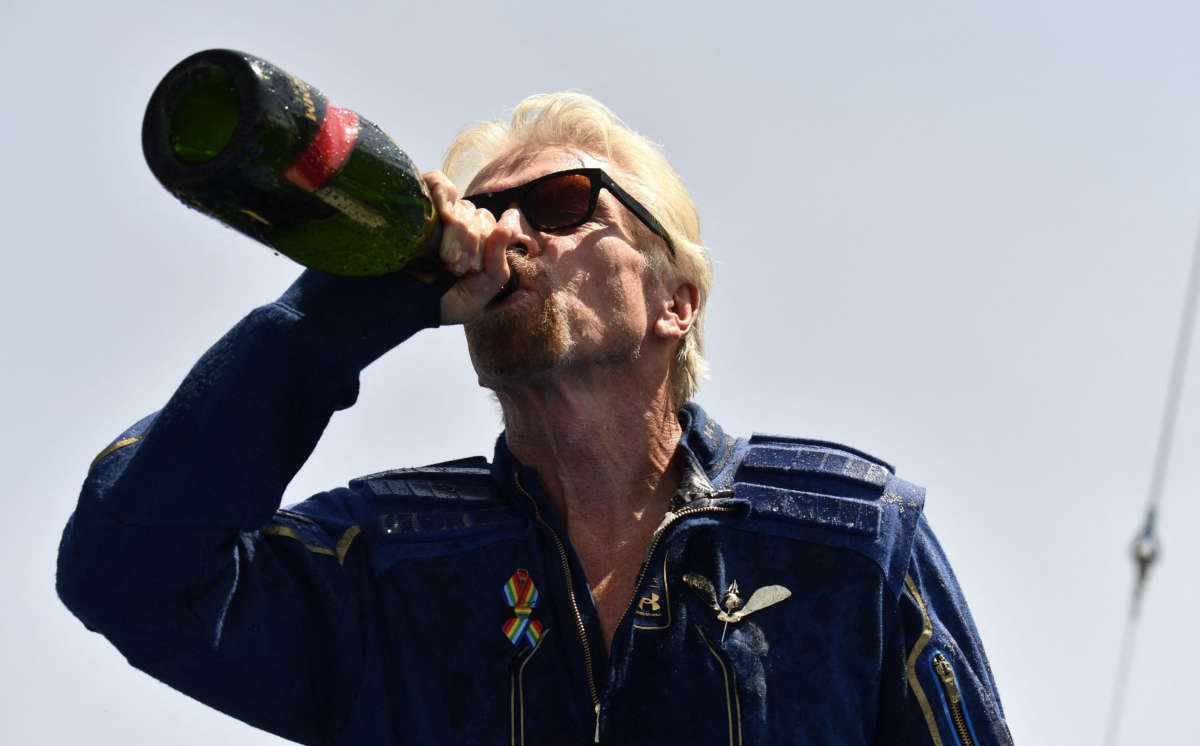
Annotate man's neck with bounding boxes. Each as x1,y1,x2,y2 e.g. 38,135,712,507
496,365,682,531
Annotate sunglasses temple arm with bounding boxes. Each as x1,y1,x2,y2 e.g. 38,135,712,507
603,177,676,258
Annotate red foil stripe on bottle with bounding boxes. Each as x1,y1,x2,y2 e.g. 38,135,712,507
284,106,360,192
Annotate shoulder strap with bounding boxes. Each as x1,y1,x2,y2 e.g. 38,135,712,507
733,434,925,596
741,433,894,493
350,458,499,504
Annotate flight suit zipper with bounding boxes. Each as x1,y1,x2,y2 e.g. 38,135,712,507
516,475,742,744
932,652,975,746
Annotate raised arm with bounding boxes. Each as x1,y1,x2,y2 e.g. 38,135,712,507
57,171,512,743
56,268,444,741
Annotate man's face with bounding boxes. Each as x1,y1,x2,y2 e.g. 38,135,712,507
462,147,664,390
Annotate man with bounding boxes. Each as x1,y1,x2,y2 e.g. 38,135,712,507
59,92,1013,744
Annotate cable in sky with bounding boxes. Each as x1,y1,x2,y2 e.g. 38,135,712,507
1102,221,1200,746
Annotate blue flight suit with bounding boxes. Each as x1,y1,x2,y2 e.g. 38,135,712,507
58,270,1013,745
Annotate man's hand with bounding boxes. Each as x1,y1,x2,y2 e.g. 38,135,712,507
423,171,513,325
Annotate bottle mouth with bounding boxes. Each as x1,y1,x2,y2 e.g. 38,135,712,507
143,49,330,191
165,63,241,165
143,50,262,187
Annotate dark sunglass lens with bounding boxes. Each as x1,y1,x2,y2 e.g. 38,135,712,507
525,173,594,229
469,195,504,220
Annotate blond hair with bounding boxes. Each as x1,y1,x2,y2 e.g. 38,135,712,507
443,93,712,405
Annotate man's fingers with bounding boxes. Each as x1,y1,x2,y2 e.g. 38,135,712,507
424,171,468,272
422,171,459,215
440,213,467,271
423,170,495,278
469,206,493,273
440,201,493,276
483,223,514,281
423,169,516,325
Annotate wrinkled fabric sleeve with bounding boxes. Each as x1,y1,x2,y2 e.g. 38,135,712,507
879,515,1015,745
56,270,443,744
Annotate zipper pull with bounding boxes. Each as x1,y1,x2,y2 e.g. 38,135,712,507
593,703,601,743
932,653,962,704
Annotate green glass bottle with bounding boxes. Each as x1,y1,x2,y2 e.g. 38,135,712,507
142,49,440,277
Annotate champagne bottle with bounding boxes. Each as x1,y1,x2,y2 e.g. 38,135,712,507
142,49,441,277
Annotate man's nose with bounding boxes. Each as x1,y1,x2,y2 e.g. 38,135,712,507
491,204,538,256
493,203,522,228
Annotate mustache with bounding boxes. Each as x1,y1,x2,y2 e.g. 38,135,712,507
505,248,545,285
485,248,546,309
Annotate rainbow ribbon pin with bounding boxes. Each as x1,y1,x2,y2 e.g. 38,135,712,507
502,569,544,647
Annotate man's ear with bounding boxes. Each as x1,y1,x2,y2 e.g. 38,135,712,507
654,280,699,341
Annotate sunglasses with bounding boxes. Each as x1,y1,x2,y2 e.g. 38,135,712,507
464,168,675,258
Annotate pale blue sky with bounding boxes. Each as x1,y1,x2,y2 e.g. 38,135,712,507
5,1,1200,743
